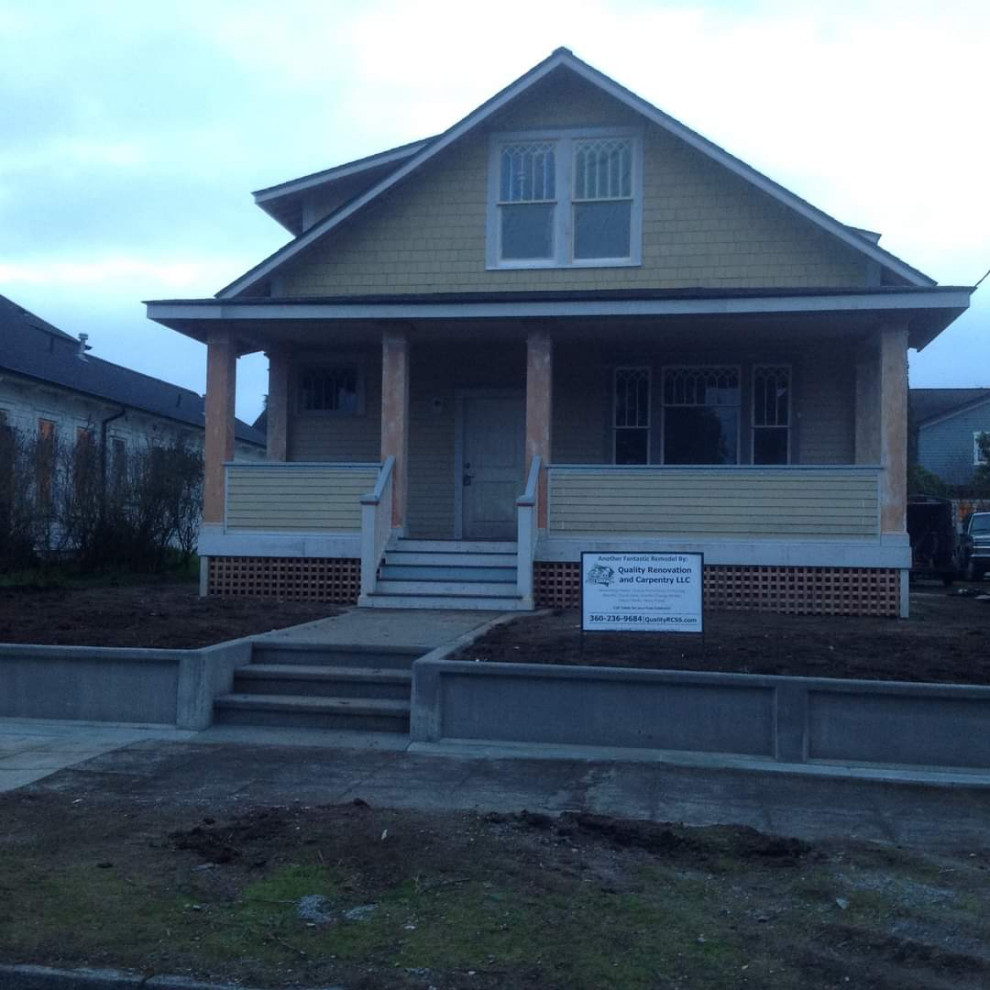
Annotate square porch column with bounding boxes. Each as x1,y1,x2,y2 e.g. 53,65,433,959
203,328,237,525
265,347,290,462
526,327,553,528
879,325,908,536
380,329,410,530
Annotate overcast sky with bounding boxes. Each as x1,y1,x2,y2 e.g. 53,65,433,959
1,0,987,422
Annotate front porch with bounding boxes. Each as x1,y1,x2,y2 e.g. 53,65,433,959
145,288,971,618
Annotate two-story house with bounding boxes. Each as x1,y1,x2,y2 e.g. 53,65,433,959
148,49,973,617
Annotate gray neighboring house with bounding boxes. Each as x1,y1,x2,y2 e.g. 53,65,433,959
910,387,990,486
0,294,265,468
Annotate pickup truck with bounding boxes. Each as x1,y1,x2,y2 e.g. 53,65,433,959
959,512,990,581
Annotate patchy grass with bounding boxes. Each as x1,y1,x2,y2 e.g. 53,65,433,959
0,798,988,989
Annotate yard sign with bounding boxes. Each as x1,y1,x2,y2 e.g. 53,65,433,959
581,552,704,633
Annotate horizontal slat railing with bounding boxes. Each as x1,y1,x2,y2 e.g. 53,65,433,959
548,465,882,539
225,462,380,532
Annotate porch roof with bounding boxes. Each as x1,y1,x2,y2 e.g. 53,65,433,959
146,285,972,354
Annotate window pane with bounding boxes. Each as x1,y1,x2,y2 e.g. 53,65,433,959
664,407,738,464
754,428,789,465
615,429,649,464
501,203,554,260
614,368,650,428
500,143,555,202
301,368,358,412
753,367,790,427
574,139,632,200
574,201,631,259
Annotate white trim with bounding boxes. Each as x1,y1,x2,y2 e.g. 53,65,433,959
537,534,911,569
612,365,651,464
198,523,362,559
151,288,971,327
751,363,792,465
253,141,432,204
218,49,932,299
485,126,643,270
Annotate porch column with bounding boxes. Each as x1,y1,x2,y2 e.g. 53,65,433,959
203,328,237,525
879,324,908,535
853,340,880,465
525,327,553,528
380,328,410,531
265,347,290,462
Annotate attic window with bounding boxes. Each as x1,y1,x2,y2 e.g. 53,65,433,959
488,128,642,270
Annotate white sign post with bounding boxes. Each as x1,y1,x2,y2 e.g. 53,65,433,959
581,551,704,633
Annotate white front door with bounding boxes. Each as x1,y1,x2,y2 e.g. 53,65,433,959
459,394,525,540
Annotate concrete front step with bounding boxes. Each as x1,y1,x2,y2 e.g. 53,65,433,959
381,563,518,579
391,540,517,554
362,592,530,611
234,664,412,700
375,579,519,597
213,693,411,733
251,642,423,669
384,551,518,567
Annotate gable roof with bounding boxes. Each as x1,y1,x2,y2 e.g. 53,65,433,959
219,47,936,299
0,295,264,446
911,388,990,427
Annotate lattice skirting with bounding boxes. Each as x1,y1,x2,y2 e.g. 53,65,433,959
534,563,901,617
206,556,360,604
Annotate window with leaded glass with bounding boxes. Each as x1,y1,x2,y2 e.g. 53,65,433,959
573,138,633,260
752,365,791,465
498,141,557,261
488,128,642,268
614,367,651,464
299,367,361,414
662,366,740,464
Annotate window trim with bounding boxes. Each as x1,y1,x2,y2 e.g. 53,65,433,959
612,365,652,464
295,361,366,417
486,126,644,271
751,363,792,466
660,364,742,465
974,431,989,467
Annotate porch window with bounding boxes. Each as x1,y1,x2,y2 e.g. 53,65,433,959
614,367,651,464
299,367,362,415
662,366,740,464
752,365,791,465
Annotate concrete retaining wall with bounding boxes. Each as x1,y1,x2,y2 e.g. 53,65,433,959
411,659,990,771
0,640,251,729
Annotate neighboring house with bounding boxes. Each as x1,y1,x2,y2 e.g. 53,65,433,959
0,294,265,480
148,48,974,617
910,388,990,487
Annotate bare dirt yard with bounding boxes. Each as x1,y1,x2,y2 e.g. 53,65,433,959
454,586,990,685
0,581,340,648
1,792,988,990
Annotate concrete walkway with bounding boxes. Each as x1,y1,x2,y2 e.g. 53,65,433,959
253,606,503,649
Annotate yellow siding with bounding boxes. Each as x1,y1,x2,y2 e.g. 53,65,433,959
287,349,382,462
281,73,870,297
797,344,856,464
225,464,378,531
549,468,879,537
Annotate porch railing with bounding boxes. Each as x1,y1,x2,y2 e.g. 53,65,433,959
224,462,380,532
359,456,396,598
516,455,541,602
547,465,883,539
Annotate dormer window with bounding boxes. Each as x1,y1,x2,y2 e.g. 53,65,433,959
487,128,642,270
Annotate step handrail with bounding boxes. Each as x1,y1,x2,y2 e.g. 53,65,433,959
359,456,396,599
515,455,541,604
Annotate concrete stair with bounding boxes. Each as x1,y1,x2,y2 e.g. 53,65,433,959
361,539,530,611
212,642,420,733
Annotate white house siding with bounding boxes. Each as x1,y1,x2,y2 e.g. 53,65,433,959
0,375,264,461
